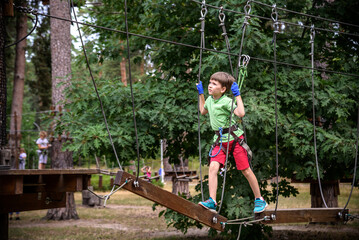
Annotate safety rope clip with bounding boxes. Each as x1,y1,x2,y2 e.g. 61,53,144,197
200,1,207,18
218,6,225,23
213,216,218,224
244,2,251,15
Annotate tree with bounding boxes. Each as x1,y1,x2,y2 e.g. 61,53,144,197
45,0,78,221
57,0,358,238
8,0,27,169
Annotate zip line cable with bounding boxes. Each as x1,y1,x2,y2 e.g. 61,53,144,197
70,0,123,171
13,5,359,78
191,0,359,38
251,0,359,29
124,0,142,184
309,25,328,208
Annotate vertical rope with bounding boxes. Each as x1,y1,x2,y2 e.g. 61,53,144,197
217,1,251,215
310,25,328,208
70,0,123,171
342,105,359,212
197,1,207,202
124,0,141,183
271,3,280,215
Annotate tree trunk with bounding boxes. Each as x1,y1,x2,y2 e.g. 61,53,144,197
46,0,77,220
172,157,190,198
9,1,27,168
120,57,127,86
310,180,340,208
0,3,7,147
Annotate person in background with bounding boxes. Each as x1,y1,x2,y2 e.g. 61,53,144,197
36,131,51,169
18,148,26,170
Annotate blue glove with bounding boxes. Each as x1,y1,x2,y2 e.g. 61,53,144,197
196,81,204,95
231,82,240,97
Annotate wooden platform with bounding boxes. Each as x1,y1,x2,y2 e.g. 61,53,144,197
114,171,226,231
0,169,98,213
256,208,349,224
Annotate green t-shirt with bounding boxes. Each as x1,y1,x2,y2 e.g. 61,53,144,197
204,95,244,143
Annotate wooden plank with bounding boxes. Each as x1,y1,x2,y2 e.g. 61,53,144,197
0,192,66,213
256,208,348,224
114,171,227,231
0,176,23,195
0,169,99,176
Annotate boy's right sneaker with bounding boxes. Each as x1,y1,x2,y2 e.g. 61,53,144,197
198,197,217,212
253,198,268,213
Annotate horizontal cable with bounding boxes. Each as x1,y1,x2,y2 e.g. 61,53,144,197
251,0,359,29
191,0,359,38
15,6,359,78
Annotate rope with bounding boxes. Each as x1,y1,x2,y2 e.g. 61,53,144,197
12,5,359,78
70,0,123,171
341,105,359,213
271,3,280,218
124,0,141,184
251,0,359,29
217,1,251,215
197,0,207,202
309,25,328,208
5,11,38,48
191,0,359,38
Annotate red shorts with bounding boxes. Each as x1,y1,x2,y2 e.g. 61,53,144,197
210,136,249,170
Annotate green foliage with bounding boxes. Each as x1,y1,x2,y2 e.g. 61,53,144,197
55,0,359,238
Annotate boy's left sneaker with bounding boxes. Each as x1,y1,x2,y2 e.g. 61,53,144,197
253,198,268,213
198,197,217,212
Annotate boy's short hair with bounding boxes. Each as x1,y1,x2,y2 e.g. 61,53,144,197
210,72,235,93
39,131,47,138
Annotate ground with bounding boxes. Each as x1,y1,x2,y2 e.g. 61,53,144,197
8,182,359,239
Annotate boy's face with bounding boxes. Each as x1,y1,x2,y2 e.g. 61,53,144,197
208,79,226,98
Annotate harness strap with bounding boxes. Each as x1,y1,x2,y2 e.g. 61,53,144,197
210,125,253,161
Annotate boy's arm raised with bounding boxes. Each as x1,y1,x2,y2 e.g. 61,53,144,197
196,81,208,115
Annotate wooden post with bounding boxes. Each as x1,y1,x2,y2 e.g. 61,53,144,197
0,213,8,240
98,174,102,189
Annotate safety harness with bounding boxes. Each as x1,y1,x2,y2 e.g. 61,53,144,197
209,125,252,162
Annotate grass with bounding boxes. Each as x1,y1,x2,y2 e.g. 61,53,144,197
8,179,359,240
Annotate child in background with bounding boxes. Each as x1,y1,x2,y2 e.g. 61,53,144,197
36,131,51,169
18,148,26,170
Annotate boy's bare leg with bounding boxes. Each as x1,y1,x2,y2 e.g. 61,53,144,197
209,161,221,202
241,167,261,198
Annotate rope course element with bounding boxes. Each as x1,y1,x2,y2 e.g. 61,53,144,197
12,5,359,78
86,178,131,207
191,0,359,38
197,0,207,202
341,105,359,216
309,25,328,208
251,0,359,29
69,0,123,171
271,3,280,218
5,7,38,48
124,0,142,185
217,0,251,216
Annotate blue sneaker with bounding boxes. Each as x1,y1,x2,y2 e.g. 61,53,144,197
199,197,217,212
253,198,268,213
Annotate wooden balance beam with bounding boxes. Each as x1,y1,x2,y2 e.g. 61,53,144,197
255,208,349,224
114,171,227,231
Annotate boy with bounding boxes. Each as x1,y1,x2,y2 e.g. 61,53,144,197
196,72,267,213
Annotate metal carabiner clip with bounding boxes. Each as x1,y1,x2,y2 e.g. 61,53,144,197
218,6,225,23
